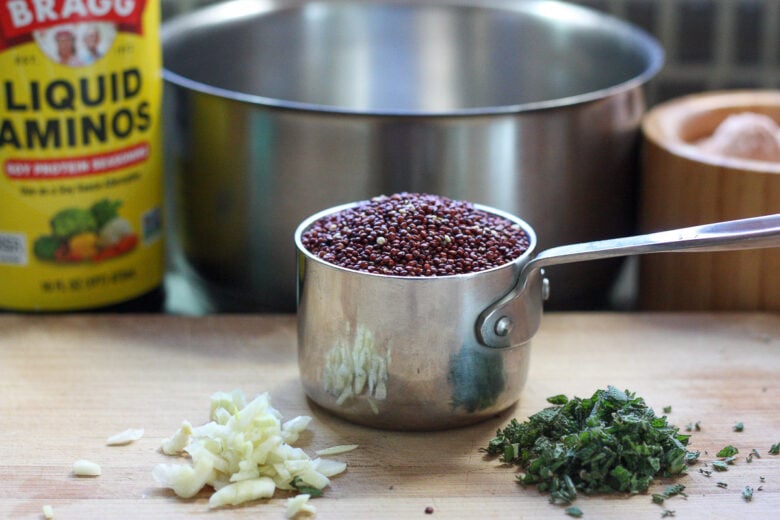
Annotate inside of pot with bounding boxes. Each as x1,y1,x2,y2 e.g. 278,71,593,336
162,0,662,113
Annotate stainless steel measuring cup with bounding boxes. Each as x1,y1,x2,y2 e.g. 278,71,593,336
295,205,779,431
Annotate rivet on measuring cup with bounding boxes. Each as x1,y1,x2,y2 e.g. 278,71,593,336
542,277,551,301
495,316,514,337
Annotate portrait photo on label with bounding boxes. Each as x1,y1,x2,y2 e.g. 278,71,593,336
33,22,116,67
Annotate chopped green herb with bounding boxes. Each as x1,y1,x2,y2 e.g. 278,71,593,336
743,486,754,502
733,422,744,432
760,476,766,483
770,443,780,455
652,484,687,505
685,450,700,464
661,510,676,518
684,421,702,432
700,468,712,477
717,482,728,489
663,484,687,497
748,448,762,463
663,406,672,414
290,476,324,497
484,386,691,505
547,394,569,405
565,506,583,517
717,445,739,458
722,455,738,465
711,461,729,472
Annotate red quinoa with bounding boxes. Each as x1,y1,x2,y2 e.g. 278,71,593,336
301,193,529,276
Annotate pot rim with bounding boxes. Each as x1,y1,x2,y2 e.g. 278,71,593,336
162,0,665,118
294,197,539,281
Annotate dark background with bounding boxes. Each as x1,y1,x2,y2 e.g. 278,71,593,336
570,0,779,104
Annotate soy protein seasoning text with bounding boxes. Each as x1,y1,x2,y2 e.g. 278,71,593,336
301,193,530,276
0,1,165,312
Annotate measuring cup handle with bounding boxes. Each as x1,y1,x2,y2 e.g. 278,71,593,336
527,213,780,273
476,213,780,349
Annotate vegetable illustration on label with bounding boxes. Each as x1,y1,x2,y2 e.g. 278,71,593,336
33,198,137,263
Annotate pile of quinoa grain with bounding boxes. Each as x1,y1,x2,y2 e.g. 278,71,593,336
300,192,530,276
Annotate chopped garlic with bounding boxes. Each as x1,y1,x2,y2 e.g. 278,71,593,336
152,457,215,498
153,390,348,509
42,504,54,519
72,459,101,477
286,494,317,518
161,420,192,455
315,444,358,456
106,428,144,446
208,477,275,508
210,389,247,424
314,458,347,477
282,415,312,443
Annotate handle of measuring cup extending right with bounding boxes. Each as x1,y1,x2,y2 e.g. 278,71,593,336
523,212,780,275
476,213,780,349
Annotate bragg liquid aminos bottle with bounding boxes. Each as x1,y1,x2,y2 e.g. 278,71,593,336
0,0,165,312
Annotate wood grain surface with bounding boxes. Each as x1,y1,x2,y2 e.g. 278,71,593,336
1,313,779,519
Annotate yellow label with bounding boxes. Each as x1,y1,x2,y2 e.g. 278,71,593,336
0,1,163,311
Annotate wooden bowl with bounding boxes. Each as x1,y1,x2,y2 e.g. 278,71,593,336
639,90,780,311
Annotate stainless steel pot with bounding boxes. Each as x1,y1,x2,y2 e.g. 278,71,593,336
295,207,780,430
162,0,664,312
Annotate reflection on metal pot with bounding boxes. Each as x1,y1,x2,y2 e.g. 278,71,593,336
162,0,664,311
448,343,506,413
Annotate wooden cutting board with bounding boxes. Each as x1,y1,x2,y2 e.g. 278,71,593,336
1,313,779,519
